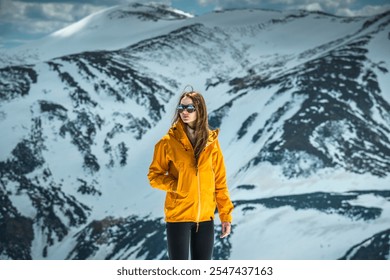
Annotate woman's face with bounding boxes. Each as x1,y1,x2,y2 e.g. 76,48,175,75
179,96,197,127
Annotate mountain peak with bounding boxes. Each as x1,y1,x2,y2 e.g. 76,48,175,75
52,2,193,38
106,2,193,22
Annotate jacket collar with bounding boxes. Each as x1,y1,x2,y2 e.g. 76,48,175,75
168,120,219,149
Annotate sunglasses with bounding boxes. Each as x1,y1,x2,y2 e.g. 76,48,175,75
177,104,196,113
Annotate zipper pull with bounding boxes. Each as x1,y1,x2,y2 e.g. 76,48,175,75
196,222,199,233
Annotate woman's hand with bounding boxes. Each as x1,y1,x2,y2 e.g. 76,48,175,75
220,222,231,238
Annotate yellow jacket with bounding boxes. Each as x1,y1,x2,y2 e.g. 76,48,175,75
148,120,234,223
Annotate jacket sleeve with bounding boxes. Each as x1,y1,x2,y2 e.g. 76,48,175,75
213,139,234,223
147,139,177,192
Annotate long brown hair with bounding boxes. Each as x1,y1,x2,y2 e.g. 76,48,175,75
172,88,210,163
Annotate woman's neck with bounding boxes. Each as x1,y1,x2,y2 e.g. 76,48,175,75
187,124,196,131
186,124,196,146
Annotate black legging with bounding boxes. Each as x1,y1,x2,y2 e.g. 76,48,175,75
166,220,214,260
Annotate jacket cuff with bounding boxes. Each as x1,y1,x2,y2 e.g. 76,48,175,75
219,213,232,223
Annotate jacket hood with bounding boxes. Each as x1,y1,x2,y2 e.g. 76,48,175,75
168,120,219,149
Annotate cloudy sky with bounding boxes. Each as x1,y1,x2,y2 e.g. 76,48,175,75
1,0,389,49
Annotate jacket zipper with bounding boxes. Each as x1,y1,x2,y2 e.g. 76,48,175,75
196,164,201,232
195,144,211,232
186,132,212,233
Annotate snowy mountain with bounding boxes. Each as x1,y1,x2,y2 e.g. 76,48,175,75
0,3,389,260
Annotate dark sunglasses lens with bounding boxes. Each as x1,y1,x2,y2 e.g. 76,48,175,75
177,105,195,113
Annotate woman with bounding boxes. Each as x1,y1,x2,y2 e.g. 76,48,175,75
147,88,234,260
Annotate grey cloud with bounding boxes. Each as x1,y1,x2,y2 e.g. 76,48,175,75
16,0,172,7
24,4,51,20
16,0,139,5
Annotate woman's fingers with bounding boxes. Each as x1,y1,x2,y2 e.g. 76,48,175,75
220,222,231,238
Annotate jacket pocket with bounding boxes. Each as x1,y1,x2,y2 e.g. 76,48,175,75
175,161,189,197
165,192,177,211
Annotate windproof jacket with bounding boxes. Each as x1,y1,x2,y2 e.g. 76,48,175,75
148,120,234,224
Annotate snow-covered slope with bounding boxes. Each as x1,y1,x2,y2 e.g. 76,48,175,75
0,3,389,260
0,3,193,67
